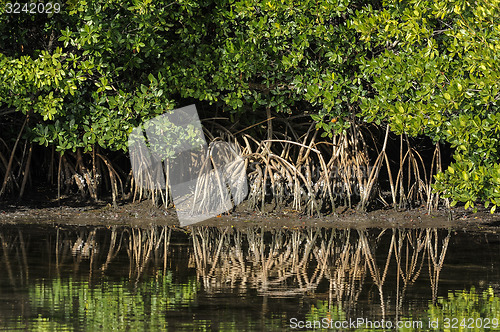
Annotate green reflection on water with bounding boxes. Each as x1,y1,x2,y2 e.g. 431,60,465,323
1,226,499,331
4,272,285,332
305,288,500,331
7,271,198,331
5,276,500,332
427,288,500,332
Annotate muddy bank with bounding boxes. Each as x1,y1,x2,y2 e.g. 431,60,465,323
1,198,499,232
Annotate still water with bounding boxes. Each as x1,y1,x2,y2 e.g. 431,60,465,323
0,224,498,331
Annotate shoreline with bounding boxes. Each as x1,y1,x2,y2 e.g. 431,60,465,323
1,200,499,232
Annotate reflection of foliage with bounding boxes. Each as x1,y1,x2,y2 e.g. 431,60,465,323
0,225,499,331
3,271,286,331
305,288,500,332
7,272,198,331
428,287,500,330
306,301,347,327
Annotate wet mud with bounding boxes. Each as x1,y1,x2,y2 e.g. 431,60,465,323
1,199,499,232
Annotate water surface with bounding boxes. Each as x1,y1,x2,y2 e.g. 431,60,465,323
0,224,499,331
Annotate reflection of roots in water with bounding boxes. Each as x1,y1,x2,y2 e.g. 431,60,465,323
63,226,173,281
359,228,450,319
55,226,173,282
0,232,28,287
191,227,367,301
125,226,172,282
326,230,366,315
0,225,451,317
72,229,98,258
190,227,451,319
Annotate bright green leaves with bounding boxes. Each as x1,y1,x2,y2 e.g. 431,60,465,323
355,0,500,211
36,92,64,121
0,48,69,119
1,0,180,153
437,113,500,212
434,161,500,213
189,0,367,129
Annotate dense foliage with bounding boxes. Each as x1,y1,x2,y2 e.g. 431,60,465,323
353,0,500,212
0,0,499,212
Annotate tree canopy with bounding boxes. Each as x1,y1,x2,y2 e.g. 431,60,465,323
1,0,499,212
354,0,500,211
